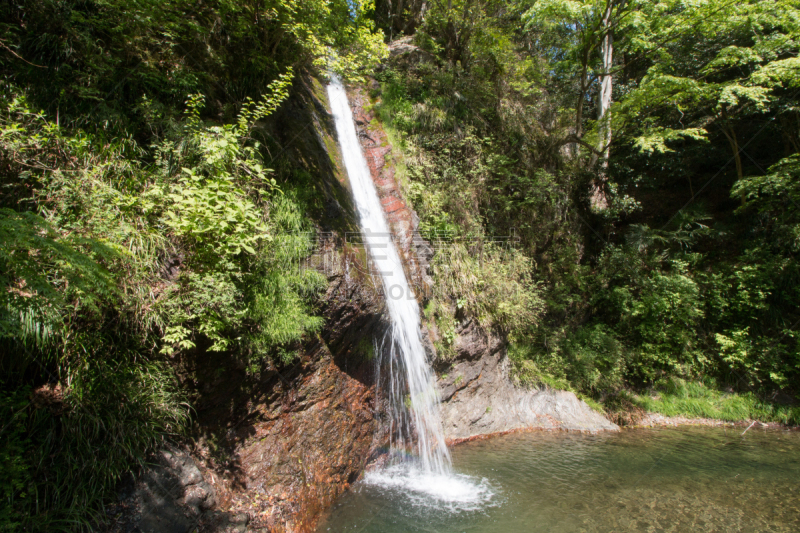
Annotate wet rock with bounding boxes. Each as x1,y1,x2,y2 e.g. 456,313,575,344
452,319,503,361
349,85,434,300
437,320,618,442
325,197,343,220
199,511,250,533
217,343,377,531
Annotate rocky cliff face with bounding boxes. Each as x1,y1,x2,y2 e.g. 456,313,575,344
349,84,434,300
112,256,387,533
197,334,379,532
108,447,247,533
349,83,618,442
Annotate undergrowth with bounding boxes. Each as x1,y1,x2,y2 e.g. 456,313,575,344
632,379,800,425
372,5,799,423
0,75,324,530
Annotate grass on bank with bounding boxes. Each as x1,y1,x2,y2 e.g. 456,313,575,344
511,355,799,425
630,379,800,425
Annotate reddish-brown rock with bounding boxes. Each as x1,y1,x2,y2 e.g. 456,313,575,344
179,246,388,532
348,87,434,302
210,344,376,531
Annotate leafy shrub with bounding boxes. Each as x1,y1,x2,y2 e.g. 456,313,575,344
622,261,705,379
509,341,571,391
0,75,326,527
431,242,544,337
562,324,627,392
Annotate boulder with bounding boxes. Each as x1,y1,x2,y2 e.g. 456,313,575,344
437,320,619,442
109,447,245,533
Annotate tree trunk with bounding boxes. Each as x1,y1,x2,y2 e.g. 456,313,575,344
590,1,614,210
597,4,613,164
575,58,588,141
720,108,745,206
572,50,589,158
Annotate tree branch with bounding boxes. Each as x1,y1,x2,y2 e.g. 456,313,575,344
558,134,606,157
0,39,46,68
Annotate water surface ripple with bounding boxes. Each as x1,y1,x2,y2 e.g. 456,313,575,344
318,427,800,532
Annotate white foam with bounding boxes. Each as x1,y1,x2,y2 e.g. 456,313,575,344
363,464,498,512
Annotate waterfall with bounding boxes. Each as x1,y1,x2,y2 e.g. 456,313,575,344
327,77,452,476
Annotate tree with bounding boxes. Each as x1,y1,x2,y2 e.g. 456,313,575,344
523,0,638,208
615,0,800,205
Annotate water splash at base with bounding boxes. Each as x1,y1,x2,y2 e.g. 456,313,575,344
364,464,497,512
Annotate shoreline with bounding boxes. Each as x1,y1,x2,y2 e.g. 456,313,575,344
445,414,798,446
631,412,798,430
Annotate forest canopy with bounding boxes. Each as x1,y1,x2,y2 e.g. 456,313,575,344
370,0,799,418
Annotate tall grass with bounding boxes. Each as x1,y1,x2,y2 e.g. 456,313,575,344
1,354,189,531
431,243,544,336
633,378,799,425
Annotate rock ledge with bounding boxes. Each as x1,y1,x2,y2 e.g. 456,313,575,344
437,320,618,442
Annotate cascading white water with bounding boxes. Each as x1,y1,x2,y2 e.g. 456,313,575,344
327,76,495,509
327,76,452,476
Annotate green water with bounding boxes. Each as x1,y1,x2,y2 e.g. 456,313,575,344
317,427,800,532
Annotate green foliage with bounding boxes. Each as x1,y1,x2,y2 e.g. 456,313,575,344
610,258,705,379
733,154,800,252
370,0,800,418
0,359,189,531
613,0,800,157
510,323,626,394
509,341,572,391
0,0,355,521
431,243,544,336
563,324,627,392
138,74,325,356
241,190,327,361
634,127,709,154
373,14,554,346
152,81,291,262
633,378,800,425
0,119,192,524
0,209,117,346
0,0,388,134
0,388,32,531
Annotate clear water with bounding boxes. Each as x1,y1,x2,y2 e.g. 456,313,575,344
318,427,800,532
327,77,454,479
